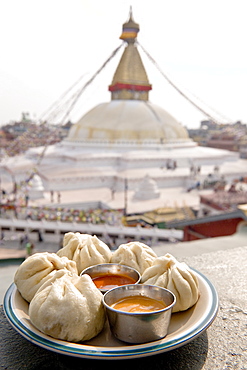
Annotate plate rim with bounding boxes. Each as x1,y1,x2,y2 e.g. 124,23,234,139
3,268,219,359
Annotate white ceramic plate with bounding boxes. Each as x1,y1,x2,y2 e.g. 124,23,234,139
3,269,218,359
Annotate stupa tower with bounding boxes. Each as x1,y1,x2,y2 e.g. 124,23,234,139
65,8,191,149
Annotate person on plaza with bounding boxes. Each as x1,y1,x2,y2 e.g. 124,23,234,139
25,194,29,207
37,230,43,242
0,231,4,245
25,241,34,257
20,234,29,249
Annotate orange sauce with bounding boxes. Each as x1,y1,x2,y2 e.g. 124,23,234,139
111,295,167,313
92,274,136,290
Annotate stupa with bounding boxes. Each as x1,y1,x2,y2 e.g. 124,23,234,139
65,9,191,150
0,8,244,196
133,175,160,200
27,174,45,200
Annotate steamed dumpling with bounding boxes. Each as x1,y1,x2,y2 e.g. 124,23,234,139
57,232,112,274
141,253,200,312
14,252,78,302
29,273,105,342
111,241,157,274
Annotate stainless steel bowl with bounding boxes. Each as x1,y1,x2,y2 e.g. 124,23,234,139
80,263,141,294
103,284,176,344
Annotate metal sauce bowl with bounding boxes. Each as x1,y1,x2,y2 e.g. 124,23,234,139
80,263,141,294
103,284,176,343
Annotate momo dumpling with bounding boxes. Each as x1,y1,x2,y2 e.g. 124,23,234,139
57,232,112,274
111,241,157,274
29,273,105,342
14,252,78,302
141,253,200,312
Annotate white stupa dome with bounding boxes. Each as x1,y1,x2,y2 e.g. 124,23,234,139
66,100,189,145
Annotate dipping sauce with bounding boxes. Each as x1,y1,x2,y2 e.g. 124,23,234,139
111,295,167,313
92,274,136,290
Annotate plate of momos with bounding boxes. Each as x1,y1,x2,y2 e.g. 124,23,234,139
4,232,219,359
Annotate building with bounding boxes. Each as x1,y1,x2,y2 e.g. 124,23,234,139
188,120,247,154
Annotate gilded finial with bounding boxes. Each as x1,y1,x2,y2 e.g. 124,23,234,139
120,6,139,43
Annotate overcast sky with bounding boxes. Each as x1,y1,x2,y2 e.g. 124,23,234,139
1,0,247,128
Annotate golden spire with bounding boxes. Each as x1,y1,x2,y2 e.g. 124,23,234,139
109,8,152,101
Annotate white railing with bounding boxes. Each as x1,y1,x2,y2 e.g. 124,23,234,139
0,217,183,245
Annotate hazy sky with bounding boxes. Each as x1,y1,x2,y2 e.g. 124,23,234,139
1,0,247,128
